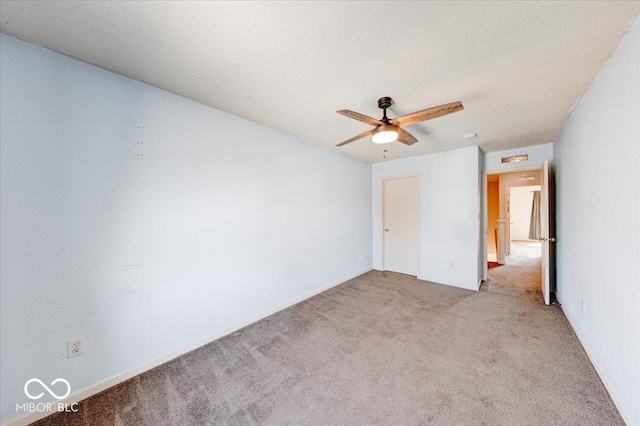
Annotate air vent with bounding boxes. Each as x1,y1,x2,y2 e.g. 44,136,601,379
501,154,529,163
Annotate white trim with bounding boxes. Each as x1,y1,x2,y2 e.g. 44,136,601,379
485,164,544,175
562,305,632,426
481,164,543,283
417,275,479,292
482,171,488,280
1,267,372,426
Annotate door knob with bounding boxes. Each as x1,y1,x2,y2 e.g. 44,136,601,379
385,228,389,232
538,237,556,242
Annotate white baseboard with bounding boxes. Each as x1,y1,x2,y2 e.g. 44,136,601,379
2,267,372,426
417,275,478,292
561,305,632,426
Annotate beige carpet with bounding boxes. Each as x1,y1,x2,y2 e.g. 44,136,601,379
32,271,621,425
488,241,542,291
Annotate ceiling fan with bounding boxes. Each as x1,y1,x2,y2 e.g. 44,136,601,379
336,97,464,147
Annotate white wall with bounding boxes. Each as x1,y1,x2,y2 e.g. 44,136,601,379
553,17,640,426
483,142,553,172
372,146,481,290
0,34,372,424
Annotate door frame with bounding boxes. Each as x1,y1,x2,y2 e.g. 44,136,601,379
540,160,553,305
508,184,542,241
482,165,544,282
381,173,420,276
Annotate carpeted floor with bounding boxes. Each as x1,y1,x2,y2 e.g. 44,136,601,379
488,241,542,291
32,270,622,425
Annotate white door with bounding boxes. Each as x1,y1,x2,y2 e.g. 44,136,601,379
540,160,555,305
383,176,419,276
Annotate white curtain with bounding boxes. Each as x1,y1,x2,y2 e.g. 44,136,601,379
529,190,541,240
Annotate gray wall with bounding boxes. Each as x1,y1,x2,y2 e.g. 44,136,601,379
553,17,640,425
0,34,372,423
372,146,481,290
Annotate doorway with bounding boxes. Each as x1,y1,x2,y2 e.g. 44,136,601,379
483,167,547,298
382,175,419,276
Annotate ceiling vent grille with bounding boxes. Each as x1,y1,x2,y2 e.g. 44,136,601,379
501,154,529,163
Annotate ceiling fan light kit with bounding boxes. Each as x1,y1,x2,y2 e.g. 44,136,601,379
372,125,399,144
336,97,464,147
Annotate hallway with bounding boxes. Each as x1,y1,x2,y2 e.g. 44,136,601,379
487,241,541,291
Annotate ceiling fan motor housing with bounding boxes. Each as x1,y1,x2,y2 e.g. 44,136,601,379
378,97,393,110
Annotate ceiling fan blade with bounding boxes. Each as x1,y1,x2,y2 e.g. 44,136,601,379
396,128,418,145
391,101,464,127
336,130,373,147
337,109,384,126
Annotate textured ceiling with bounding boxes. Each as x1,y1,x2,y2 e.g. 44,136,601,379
1,1,639,163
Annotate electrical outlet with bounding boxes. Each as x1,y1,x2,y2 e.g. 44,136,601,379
67,337,85,359
581,300,586,315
